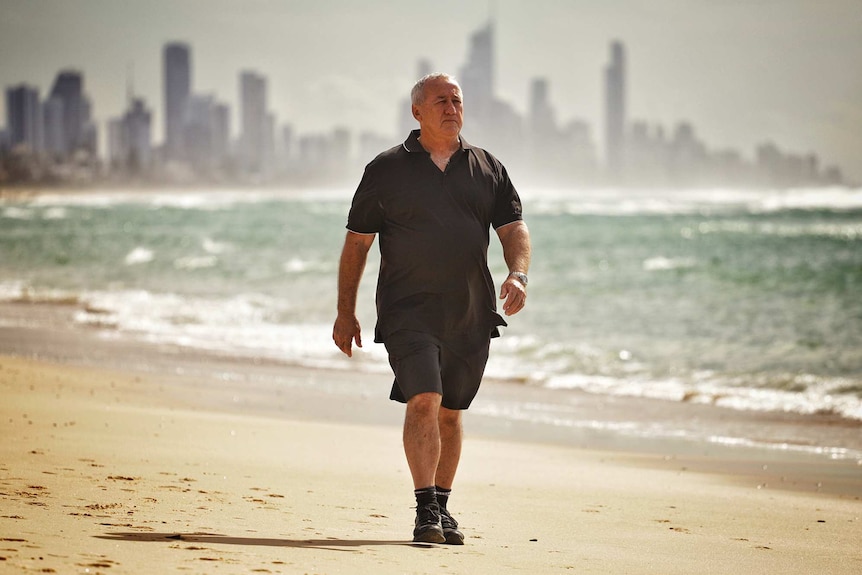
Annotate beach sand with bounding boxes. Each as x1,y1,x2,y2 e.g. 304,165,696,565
2,342,861,575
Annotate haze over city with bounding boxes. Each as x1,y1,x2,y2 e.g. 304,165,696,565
2,0,861,182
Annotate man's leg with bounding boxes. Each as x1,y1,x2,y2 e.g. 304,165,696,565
435,406,466,544
404,392,446,543
435,406,462,489
403,392,442,488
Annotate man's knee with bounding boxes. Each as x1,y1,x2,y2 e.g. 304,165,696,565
438,406,462,427
406,392,442,419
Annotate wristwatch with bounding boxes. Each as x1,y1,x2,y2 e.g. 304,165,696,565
508,271,528,286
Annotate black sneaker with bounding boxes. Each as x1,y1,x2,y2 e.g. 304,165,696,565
440,507,464,545
413,502,446,543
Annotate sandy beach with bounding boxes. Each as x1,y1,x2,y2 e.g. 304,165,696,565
2,312,861,574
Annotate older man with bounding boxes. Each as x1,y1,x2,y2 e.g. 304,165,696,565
333,73,531,544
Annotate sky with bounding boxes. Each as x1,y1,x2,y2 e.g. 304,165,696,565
1,0,861,181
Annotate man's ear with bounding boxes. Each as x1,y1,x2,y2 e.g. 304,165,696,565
412,105,421,121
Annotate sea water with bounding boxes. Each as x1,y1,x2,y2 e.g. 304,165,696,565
2,186,861,457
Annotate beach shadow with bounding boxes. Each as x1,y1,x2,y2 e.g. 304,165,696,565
95,532,436,551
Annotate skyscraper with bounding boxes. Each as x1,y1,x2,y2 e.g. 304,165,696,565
108,98,152,173
239,70,268,173
458,20,494,144
5,84,42,152
42,95,65,158
604,41,627,178
49,71,86,155
212,102,230,166
185,94,214,169
125,98,153,170
164,42,191,161
529,78,556,139
459,21,494,113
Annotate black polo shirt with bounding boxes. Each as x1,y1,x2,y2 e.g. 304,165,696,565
347,129,523,347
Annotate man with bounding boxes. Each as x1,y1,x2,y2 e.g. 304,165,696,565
332,73,531,544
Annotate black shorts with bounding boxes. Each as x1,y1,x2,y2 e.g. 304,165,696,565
384,330,491,410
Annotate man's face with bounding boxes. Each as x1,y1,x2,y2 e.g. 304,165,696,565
412,78,464,138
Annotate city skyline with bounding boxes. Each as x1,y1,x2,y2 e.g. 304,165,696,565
1,0,861,181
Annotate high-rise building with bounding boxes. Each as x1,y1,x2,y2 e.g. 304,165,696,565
125,98,152,170
525,77,561,179
42,95,65,158
185,94,216,170
49,71,86,155
182,94,232,173
604,41,627,178
5,84,42,152
528,78,556,140
108,97,152,173
107,117,125,168
459,21,494,113
79,95,97,155
239,70,268,173
164,42,191,161
212,102,230,165
264,111,276,171
280,124,295,166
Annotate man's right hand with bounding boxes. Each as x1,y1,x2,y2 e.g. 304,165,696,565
332,314,362,357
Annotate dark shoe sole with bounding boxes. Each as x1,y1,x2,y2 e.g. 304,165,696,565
413,525,446,544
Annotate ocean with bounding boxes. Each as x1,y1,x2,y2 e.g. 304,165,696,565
2,186,861,461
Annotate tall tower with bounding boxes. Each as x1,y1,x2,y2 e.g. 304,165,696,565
212,102,230,164
42,95,65,157
126,99,153,170
239,70,268,173
604,40,627,178
458,21,494,114
5,84,42,152
163,42,191,161
529,78,556,137
49,71,85,154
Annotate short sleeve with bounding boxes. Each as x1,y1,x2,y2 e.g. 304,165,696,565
346,165,384,234
491,162,523,230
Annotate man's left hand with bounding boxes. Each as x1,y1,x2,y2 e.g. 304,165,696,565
499,278,527,316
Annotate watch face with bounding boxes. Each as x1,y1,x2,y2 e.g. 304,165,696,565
512,272,527,285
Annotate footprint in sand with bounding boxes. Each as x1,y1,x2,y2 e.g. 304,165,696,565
77,559,119,569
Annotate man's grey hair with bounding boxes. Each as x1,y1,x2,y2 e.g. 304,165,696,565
410,73,461,106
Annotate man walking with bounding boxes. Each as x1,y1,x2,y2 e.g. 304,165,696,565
333,73,531,544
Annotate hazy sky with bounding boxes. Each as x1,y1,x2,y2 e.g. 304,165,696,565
2,0,861,181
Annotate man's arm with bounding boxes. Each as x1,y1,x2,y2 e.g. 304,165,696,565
333,231,376,357
496,220,532,316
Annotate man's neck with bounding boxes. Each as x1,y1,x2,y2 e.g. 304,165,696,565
417,132,460,156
